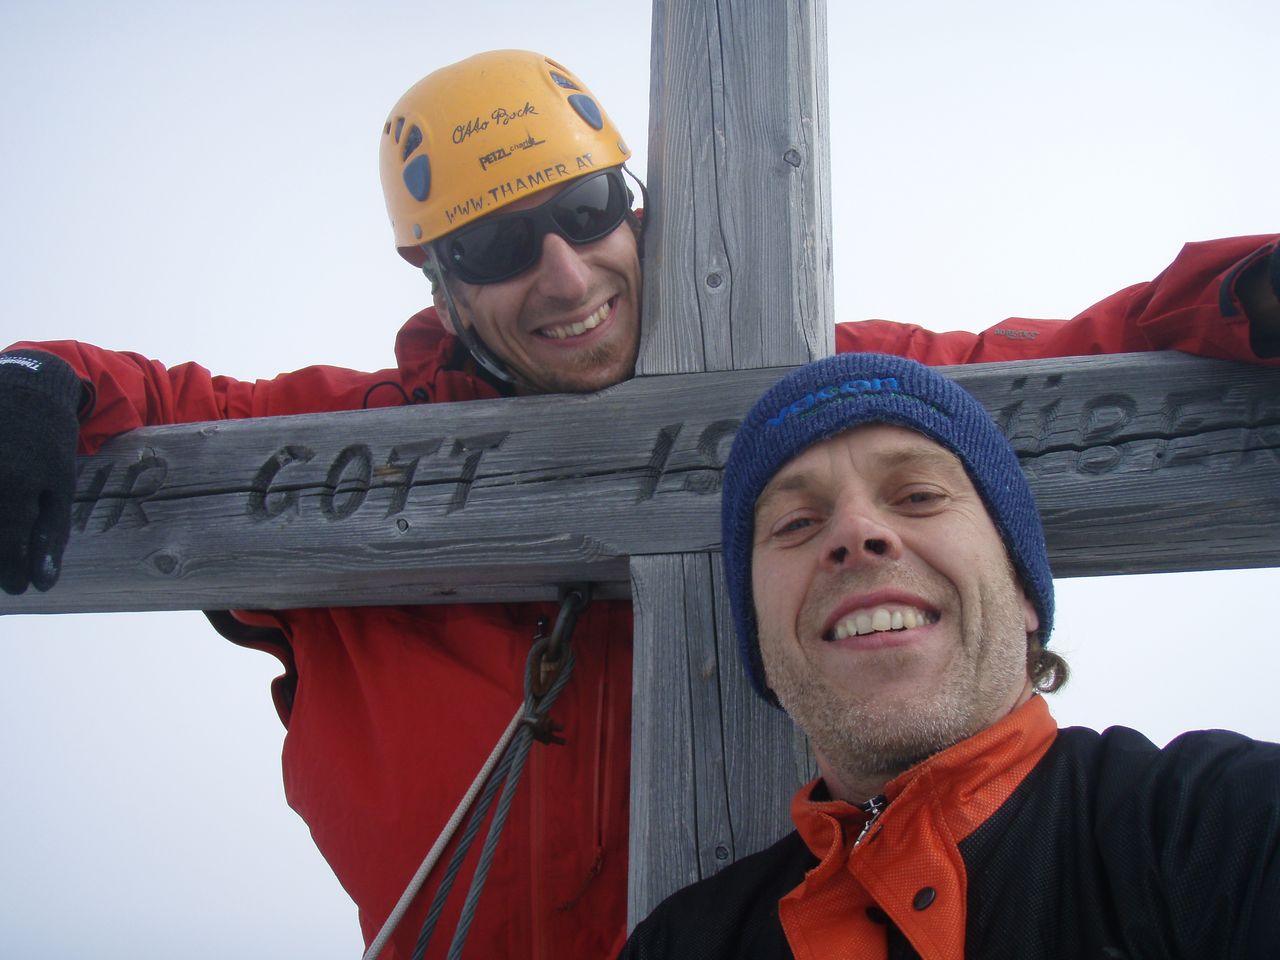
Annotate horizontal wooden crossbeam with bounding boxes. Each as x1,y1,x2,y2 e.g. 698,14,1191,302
2,351,1277,616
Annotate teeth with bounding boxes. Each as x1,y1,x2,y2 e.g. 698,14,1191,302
829,605,934,641
540,302,610,339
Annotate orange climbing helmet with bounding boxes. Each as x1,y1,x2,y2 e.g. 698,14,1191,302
379,49,631,266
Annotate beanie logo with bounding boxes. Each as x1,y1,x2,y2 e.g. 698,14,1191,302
766,376,900,426
0,355,42,372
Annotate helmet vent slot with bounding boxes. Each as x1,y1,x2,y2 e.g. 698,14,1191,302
403,155,431,201
568,95,603,131
550,71,580,91
402,124,423,161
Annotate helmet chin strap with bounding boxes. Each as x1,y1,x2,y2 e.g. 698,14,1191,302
423,255,521,388
621,162,649,250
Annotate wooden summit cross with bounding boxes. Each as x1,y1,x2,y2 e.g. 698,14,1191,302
4,0,1279,928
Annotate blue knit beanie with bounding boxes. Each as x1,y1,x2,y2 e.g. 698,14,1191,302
721,353,1054,703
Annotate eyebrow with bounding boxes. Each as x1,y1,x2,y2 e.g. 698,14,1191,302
753,443,965,517
754,471,818,519
877,445,965,475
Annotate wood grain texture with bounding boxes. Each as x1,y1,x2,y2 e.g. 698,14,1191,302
639,0,834,377
626,551,811,925
4,352,1275,617
627,555,702,920
630,0,844,927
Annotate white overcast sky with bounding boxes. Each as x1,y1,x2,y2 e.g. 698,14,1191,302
1,1,1278,957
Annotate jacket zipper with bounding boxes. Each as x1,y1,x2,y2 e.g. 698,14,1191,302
854,794,888,848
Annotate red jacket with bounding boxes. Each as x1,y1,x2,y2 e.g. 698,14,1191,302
9,234,1277,959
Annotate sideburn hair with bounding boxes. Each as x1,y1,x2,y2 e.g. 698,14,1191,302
1027,631,1069,693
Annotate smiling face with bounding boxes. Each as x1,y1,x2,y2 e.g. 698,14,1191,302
434,178,642,395
750,424,1039,801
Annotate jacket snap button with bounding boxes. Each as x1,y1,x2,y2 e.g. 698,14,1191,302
912,886,937,910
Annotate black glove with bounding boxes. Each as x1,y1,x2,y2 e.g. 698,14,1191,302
1242,243,1280,358
0,350,83,594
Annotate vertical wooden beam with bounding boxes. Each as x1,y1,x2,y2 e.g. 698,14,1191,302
640,0,833,375
629,0,833,925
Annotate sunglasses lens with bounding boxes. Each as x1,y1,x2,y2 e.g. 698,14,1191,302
440,171,629,284
551,172,628,243
445,218,537,284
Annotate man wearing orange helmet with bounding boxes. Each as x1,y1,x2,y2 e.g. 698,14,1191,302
379,52,644,396
1,49,1278,960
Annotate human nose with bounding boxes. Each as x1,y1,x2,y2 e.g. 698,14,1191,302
532,233,591,301
821,501,903,571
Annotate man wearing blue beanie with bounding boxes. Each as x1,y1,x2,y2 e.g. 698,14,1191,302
621,354,1280,960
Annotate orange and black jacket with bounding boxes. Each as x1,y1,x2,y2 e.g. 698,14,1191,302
620,697,1280,959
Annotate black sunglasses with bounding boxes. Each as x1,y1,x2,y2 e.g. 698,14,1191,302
435,169,631,285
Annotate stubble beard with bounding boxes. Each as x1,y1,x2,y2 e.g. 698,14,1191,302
523,336,639,394
764,644,973,788
452,284,641,395
759,575,1031,795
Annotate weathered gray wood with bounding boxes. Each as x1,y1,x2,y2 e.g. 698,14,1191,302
1,352,1276,617
629,0,832,928
640,0,834,374
678,552,736,879
708,551,816,854
627,554,704,904
627,551,812,906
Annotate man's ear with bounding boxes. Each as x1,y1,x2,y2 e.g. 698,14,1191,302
1021,590,1040,635
432,285,459,334
423,258,461,335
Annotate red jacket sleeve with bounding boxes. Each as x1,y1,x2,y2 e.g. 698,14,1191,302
835,235,1280,366
0,340,400,454
10,236,1277,452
